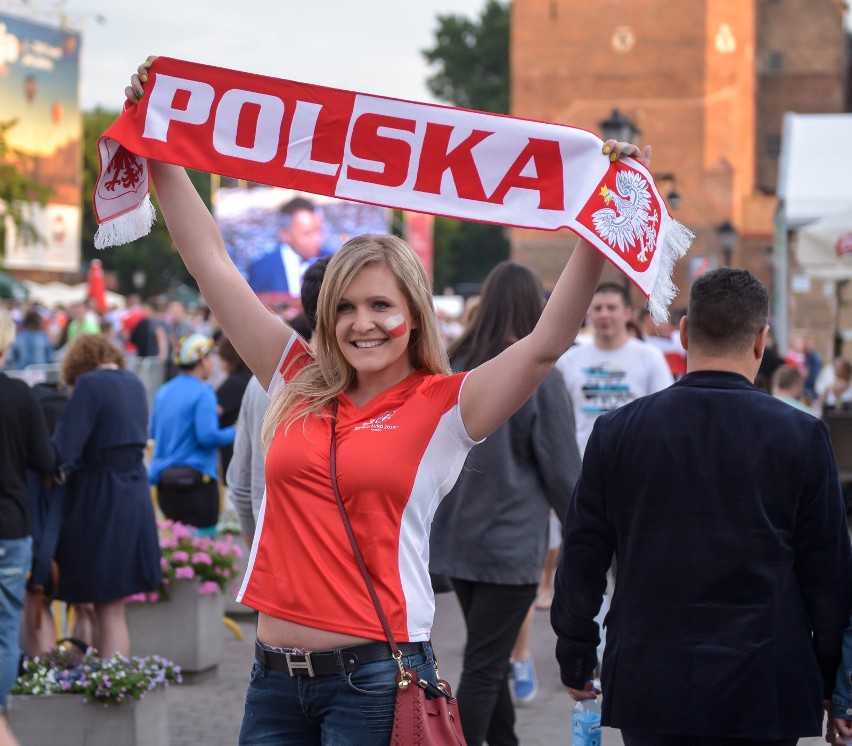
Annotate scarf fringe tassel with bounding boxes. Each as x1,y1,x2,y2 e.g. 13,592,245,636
647,218,695,324
94,195,156,250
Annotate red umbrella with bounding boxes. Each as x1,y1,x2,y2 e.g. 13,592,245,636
87,259,107,314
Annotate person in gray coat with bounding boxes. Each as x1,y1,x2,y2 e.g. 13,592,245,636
226,258,330,544
430,261,581,746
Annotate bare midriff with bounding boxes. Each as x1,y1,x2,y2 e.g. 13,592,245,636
257,612,378,652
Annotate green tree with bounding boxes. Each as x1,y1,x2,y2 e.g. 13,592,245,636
82,109,206,297
422,0,511,291
0,119,53,254
423,0,510,114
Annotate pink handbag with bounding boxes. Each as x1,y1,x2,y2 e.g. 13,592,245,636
390,665,465,745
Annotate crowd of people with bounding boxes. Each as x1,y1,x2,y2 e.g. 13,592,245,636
0,62,850,746
0,295,217,373
3,255,852,745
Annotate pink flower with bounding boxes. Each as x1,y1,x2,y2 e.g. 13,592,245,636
175,566,195,580
172,522,194,540
197,581,220,595
160,557,170,571
191,552,213,566
124,593,147,603
160,537,178,549
148,592,160,603
170,550,190,563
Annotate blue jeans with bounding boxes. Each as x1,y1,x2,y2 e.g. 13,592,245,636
239,640,437,745
0,537,31,713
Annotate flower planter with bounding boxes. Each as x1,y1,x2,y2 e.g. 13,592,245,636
8,686,169,746
126,579,225,673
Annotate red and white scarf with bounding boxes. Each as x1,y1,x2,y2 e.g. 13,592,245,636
94,57,693,321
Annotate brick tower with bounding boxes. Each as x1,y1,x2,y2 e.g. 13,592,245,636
510,0,848,329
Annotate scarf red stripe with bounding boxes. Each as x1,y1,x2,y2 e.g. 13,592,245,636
94,57,692,321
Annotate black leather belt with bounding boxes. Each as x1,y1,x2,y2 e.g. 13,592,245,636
254,640,426,677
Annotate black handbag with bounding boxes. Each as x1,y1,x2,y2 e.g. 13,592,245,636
158,465,206,491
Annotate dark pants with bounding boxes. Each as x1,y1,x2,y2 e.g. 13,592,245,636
622,732,798,746
157,477,219,530
451,578,538,746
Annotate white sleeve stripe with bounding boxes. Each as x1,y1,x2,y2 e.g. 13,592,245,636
267,333,300,397
236,488,267,603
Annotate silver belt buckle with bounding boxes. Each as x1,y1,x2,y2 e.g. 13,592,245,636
285,652,315,677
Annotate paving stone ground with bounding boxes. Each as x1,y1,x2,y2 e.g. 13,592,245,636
160,592,828,745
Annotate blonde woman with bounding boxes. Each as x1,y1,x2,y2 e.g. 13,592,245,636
126,58,652,744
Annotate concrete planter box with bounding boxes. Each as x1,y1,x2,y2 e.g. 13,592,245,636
8,686,169,746
126,579,225,673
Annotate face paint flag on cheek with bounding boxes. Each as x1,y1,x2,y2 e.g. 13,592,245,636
93,56,694,323
384,314,407,339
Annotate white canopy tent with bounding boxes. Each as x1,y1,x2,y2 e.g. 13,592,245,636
23,280,125,309
778,113,852,229
795,209,852,279
775,112,852,350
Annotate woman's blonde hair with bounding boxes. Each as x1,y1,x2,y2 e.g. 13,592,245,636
261,234,450,451
61,333,126,386
0,309,15,355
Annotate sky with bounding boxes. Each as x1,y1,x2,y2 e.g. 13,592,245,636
3,0,851,112
1,0,491,111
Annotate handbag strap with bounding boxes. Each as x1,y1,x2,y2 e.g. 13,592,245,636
329,400,401,658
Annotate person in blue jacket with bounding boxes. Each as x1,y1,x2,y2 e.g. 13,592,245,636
6,310,54,370
150,334,235,536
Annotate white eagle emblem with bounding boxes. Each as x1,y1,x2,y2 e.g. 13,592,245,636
592,170,659,263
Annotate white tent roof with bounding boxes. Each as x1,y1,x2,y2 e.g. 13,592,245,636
23,280,125,309
777,112,852,228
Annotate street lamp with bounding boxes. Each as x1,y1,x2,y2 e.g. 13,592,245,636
716,220,738,266
599,108,640,143
654,172,681,210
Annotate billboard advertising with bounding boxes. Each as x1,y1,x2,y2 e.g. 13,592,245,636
0,12,82,272
214,184,390,309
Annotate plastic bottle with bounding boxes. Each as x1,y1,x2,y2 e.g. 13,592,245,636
571,697,601,746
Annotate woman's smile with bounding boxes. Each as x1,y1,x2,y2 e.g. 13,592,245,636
352,338,387,349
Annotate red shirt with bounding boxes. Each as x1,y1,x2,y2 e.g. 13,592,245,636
237,335,476,641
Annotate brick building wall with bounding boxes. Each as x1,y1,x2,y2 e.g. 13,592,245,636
755,0,847,192
510,0,848,352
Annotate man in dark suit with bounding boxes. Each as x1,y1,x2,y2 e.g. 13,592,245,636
247,197,323,296
552,267,852,746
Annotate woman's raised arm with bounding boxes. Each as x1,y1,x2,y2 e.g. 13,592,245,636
459,140,653,442
129,60,291,390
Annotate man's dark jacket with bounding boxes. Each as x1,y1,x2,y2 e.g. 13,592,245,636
552,370,852,740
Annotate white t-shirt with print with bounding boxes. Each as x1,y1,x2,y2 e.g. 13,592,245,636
556,337,674,454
